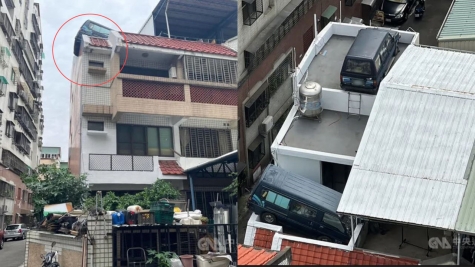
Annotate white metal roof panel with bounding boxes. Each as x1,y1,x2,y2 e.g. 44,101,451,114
438,0,475,41
338,45,475,230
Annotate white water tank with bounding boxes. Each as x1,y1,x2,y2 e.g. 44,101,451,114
299,81,323,118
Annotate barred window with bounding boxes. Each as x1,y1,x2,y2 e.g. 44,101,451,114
184,56,237,84
117,124,173,157
179,127,232,158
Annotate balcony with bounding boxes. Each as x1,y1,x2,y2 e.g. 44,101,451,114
31,14,41,36
18,83,35,113
2,149,29,175
11,39,36,94
14,131,31,155
89,154,154,171
0,12,14,43
4,0,14,8
14,106,37,141
30,32,40,59
242,0,263,26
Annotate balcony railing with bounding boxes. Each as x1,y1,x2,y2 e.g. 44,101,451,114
18,83,35,113
89,154,154,171
2,149,29,175
14,131,31,155
31,14,41,36
0,12,14,43
242,0,263,26
15,106,37,141
11,39,36,95
239,0,317,86
30,32,40,59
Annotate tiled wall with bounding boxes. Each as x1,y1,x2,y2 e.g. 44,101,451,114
87,215,113,267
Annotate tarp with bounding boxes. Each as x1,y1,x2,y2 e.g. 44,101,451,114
43,202,73,216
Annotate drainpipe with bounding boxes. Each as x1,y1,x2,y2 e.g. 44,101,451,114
339,1,342,22
165,0,171,38
351,216,355,248
314,14,318,37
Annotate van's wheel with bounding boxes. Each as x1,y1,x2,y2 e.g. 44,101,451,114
261,213,276,224
317,236,332,242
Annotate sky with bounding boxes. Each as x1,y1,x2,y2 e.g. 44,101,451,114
36,0,158,161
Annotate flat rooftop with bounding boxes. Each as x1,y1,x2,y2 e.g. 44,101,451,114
304,35,409,88
281,110,368,157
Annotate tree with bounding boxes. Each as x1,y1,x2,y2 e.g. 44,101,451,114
22,165,89,218
222,172,239,197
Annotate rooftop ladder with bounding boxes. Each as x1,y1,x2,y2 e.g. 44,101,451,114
347,92,361,120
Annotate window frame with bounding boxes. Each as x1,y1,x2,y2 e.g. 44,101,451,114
262,189,291,209
89,60,104,68
116,124,174,157
87,121,104,131
248,137,265,170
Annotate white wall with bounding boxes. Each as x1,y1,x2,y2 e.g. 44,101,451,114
276,153,322,183
138,15,155,36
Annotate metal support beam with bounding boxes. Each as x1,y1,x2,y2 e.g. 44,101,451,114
457,232,461,265
188,173,196,210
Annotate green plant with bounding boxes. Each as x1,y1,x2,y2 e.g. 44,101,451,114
22,165,89,218
200,216,209,224
146,250,175,267
222,172,239,197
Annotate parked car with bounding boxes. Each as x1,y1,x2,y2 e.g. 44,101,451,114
340,28,400,94
0,228,4,249
381,0,418,23
247,164,354,244
4,224,29,241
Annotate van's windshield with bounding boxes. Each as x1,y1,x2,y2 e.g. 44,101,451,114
344,59,372,75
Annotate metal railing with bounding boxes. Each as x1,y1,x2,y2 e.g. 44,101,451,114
112,224,238,267
242,0,263,26
89,154,154,171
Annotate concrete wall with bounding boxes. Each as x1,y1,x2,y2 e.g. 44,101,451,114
25,231,84,267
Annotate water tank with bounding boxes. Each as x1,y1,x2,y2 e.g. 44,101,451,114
299,81,323,117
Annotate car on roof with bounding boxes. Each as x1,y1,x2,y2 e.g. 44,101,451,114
4,224,29,241
381,0,418,24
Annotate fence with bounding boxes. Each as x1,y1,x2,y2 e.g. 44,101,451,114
89,154,154,171
112,224,238,267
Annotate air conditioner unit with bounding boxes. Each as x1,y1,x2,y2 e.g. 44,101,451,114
1,205,8,213
169,67,177,78
259,115,274,136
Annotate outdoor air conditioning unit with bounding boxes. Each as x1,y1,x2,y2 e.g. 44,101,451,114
259,115,274,136
169,67,177,78
1,205,8,213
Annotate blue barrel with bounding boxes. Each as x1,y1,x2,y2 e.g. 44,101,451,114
112,211,125,225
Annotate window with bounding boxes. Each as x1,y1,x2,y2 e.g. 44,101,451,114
87,121,104,131
17,188,21,200
248,137,265,169
5,121,15,138
184,56,237,84
117,124,173,157
10,69,15,83
344,59,372,75
8,92,18,111
322,213,345,233
262,190,290,209
375,56,382,72
290,201,317,218
0,77,6,96
89,60,104,68
179,127,233,158
28,193,32,204
22,190,27,203
242,0,263,26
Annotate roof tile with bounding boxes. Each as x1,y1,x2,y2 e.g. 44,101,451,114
238,244,278,265
253,228,275,249
280,240,419,265
89,37,110,48
122,32,237,57
159,160,184,175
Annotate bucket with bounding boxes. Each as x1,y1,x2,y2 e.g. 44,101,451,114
180,255,193,267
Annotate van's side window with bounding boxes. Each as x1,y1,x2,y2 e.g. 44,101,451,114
290,201,317,218
375,55,382,72
262,190,290,209
323,213,345,233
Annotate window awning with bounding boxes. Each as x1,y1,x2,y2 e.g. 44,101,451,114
0,76,9,84
244,81,268,109
248,136,264,152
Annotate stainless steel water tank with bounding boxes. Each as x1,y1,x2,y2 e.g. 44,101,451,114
299,81,323,117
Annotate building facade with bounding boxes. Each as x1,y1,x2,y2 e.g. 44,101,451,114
40,146,61,168
0,0,44,226
237,0,365,186
68,23,239,207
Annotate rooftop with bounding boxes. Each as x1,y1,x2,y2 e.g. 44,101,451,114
282,110,368,157
337,45,475,232
41,147,61,155
437,0,475,41
238,244,278,265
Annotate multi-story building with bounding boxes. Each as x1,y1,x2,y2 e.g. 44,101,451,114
237,0,364,186
40,146,61,168
68,21,238,211
0,0,44,226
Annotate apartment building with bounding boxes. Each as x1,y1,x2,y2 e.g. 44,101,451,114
68,20,238,208
0,0,44,226
40,146,61,168
237,0,363,186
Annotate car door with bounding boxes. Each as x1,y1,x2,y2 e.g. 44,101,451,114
288,201,319,232
261,189,291,222
320,212,349,242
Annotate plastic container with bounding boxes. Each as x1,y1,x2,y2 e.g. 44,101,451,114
179,255,193,267
137,211,155,225
111,211,125,225
126,211,138,225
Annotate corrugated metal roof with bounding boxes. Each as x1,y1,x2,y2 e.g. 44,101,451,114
337,45,475,230
438,0,475,41
456,163,475,234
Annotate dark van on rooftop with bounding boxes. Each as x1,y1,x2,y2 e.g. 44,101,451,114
247,164,354,245
340,28,400,94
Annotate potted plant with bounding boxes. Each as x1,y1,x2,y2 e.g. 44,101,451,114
146,250,175,267
200,216,209,225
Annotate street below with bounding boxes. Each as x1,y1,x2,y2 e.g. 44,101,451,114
1,239,26,267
